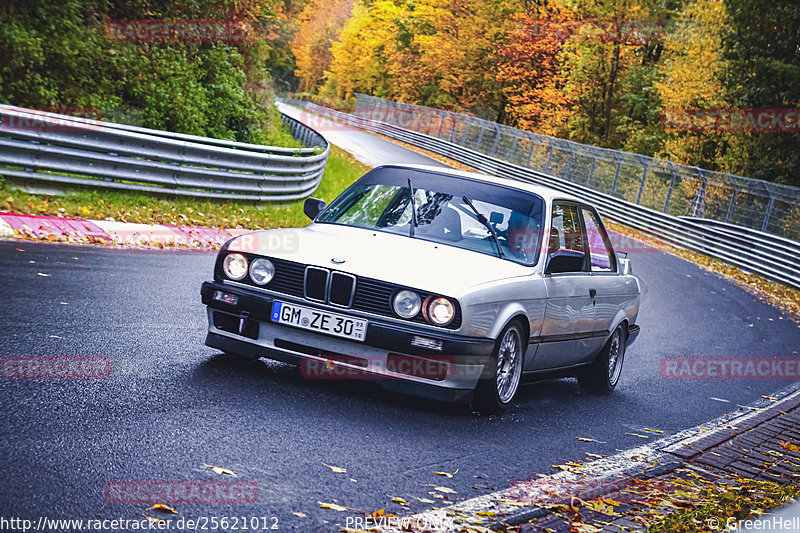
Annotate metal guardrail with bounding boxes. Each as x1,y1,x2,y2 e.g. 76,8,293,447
281,98,800,290
0,104,329,201
351,94,800,242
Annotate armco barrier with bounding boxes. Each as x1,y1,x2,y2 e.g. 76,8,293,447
0,104,329,201
280,98,800,290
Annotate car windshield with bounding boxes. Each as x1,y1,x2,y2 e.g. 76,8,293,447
316,167,545,265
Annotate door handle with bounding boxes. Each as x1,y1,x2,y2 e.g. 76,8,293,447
589,288,597,298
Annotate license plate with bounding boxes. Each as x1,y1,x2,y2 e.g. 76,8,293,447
270,301,367,342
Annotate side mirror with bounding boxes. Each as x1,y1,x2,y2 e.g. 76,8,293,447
303,197,326,220
545,249,586,274
617,251,632,275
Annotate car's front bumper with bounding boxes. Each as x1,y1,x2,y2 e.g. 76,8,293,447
201,281,495,402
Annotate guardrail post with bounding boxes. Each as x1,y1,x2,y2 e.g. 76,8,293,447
564,146,576,181
508,134,518,162
663,162,677,213
609,157,622,196
635,162,649,205
544,142,554,174
476,124,486,152
526,135,536,168
490,128,501,158
585,157,597,187
762,185,776,232
725,178,739,223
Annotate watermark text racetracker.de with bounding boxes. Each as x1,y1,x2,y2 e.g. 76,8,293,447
0,515,279,532
1,356,111,379
660,356,800,380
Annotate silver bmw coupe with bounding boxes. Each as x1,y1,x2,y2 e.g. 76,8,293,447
201,164,641,412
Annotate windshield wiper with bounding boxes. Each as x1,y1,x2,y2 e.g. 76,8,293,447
408,177,417,238
462,196,504,259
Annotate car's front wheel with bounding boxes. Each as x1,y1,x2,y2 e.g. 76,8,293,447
578,325,626,394
473,321,525,414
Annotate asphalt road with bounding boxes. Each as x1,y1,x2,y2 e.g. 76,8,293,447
1,236,798,531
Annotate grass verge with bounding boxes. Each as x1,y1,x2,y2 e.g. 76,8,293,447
0,145,369,231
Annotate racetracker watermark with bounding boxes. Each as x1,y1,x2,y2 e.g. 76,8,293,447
103,480,259,504
660,357,800,380
301,354,466,381
517,18,666,44
1,356,111,379
104,19,260,43
662,108,800,133
226,232,299,254
2,107,103,132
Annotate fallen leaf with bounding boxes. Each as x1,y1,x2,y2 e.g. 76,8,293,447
391,497,407,504
433,468,459,478
428,492,445,499
410,496,435,503
626,433,650,438
434,486,456,494
292,511,306,518
322,462,347,473
575,437,607,443
142,515,165,525
37,273,51,277
643,428,664,434
318,501,348,511
202,463,237,475
779,441,799,453
145,504,177,514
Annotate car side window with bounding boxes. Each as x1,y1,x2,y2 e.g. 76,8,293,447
549,203,584,254
581,208,615,272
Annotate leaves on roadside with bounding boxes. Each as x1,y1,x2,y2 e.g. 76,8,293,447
202,463,237,475
643,428,664,434
142,515,165,525
410,496,435,504
322,462,347,473
292,511,307,518
433,468,459,478
145,504,178,515
391,497,407,504
318,501,348,511
626,433,650,438
434,486,456,493
575,437,606,443
779,441,799,452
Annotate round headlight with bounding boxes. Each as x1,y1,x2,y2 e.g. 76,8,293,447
393,290,421,318
222,253,248,280
249,258,275,285
428,297,455,326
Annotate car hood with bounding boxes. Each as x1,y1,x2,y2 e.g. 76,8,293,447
227,224,536,296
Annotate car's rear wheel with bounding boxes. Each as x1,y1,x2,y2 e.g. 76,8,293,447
473,321,525,414
578,325,625,394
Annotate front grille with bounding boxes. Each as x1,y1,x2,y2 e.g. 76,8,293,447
216,252,461,329
329,272,355,307
304,267,328,301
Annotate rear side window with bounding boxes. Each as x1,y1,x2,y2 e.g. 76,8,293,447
581,208,615,272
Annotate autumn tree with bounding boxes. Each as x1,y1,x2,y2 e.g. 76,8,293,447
720,0,800,186
496,3,579,137
655,0,729,168
291,0,355,93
